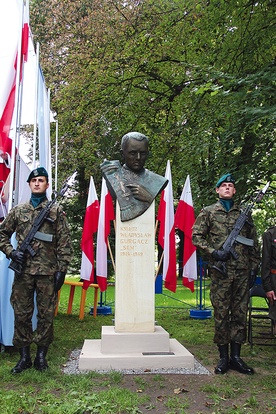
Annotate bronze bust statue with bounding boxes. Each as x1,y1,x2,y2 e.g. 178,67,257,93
101,132,168,222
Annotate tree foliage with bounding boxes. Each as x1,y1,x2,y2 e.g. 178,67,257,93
30,0,275,255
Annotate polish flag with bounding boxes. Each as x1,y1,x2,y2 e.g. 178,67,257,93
0,0,30,136
96,178,115,292
175,175,197,292
0,1,19,155
157,160,177,292
0,0,30,180
80,177,100,290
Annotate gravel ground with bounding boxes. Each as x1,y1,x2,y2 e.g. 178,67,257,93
62,349,211,375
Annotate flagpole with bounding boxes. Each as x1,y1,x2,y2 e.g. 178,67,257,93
46,87,52,196
107,238,115,272
55,120,58,192
32,41,39,168
155,250,164,279
16,0,30,168
13,53,26,207
154,219,159,237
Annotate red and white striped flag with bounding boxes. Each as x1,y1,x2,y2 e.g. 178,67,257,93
175,175,197,292
157,160,177,293
96,178,115,292
80,177,100,290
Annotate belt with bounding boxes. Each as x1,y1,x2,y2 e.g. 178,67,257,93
270,269,276,274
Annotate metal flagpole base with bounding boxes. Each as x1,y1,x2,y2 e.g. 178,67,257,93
89,306,112,316
189,309,212,319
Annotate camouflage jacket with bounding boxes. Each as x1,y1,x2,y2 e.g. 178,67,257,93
261,226,276,293
0,199,73,275
192,200,260,271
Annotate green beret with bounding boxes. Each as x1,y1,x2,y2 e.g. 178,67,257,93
216,173,235,188
27,167,49,183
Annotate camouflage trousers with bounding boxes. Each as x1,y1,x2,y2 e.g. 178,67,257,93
10,273,57,348
210,267,250,345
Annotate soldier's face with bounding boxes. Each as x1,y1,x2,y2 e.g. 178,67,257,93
216,182,236,199
121,139,148,172
29,176,49,194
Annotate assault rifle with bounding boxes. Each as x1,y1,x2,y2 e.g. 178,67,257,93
213,182,270,276
8,171,77,276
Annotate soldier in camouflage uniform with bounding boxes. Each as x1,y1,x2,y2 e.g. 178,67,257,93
192,173,260,375
0,167,72,373
261,227,276,331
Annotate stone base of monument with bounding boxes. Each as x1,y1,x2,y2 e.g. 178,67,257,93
79,325,194,371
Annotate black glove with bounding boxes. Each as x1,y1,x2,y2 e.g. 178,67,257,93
54,271,66,292
10,249,24,265
211,249,230,262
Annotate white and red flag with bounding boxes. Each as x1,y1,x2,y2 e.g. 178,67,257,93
96,178,115,292
157,160,177,293
80,177,100,290
175,175,197,292
0,0,29,153
0,0,30,205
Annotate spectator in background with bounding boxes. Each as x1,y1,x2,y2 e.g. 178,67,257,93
261,227,276,334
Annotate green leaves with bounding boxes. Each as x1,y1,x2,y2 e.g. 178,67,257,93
31,0,275,235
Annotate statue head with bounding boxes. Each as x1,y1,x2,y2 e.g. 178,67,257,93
120,132,149,173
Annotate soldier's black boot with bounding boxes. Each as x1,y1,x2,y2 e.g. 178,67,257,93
229,342,254,375
11,346,32,374
34,346,49,371
214,344,229,374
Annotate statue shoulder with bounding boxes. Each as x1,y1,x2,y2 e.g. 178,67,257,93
142,169,168,195
100,159,121,176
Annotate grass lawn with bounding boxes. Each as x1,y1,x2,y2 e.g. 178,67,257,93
0,276,275,414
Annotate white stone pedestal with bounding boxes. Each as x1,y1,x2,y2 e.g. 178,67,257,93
79,200,194,372
115,201,155,332
79,326,194,371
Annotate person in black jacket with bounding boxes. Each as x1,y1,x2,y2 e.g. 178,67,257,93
261,226,276,333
